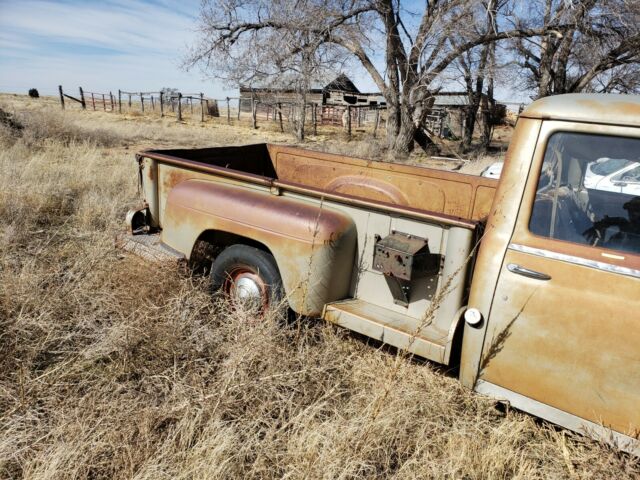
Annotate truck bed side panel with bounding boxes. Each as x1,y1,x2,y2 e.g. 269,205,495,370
161,179,357,316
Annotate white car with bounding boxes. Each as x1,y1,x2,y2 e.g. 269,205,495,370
482,157,640,196
480,162,503,179
584,157,640,196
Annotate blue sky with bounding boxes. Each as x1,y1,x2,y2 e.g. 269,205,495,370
0,0,235,97
0,0,525,102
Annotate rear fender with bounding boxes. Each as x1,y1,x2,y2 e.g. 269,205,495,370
162,180,357,315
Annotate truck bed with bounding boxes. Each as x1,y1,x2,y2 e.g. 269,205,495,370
133,143,496,366
140,143,498,224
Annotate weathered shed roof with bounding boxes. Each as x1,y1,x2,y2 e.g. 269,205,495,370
240,83,324,94
240,74,360,94
323,74,360,93
432,94,470,106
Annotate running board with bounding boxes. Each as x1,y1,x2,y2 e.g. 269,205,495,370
116,233,186,263
323,299,449,363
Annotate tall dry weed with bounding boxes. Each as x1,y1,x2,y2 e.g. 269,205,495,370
0,106,121,149
0,97,638,479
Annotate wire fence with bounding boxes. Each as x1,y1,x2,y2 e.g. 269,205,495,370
57,85,393,138
57,85,524,140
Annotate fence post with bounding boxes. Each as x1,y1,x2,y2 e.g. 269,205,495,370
151,95,155,111
91,93,96,111
190,97,193,114
160,92,164,117
252,100,258,129
128,94,132,108
171,95,175,112
237,98,241,120
278,102,283,132
226,97,231,124
347,105,352,137
140,93,144,113
312,103,317,135
177,93,182,121
118,90,122,113
373,108,380,138
102,94,106,111
110,92,114,111
200,93,204,122
78,87,86,109
58,85,65,109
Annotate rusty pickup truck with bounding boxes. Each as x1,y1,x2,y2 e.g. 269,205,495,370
124,94,640,454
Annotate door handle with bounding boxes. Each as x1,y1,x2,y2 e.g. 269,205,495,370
507,263,552,281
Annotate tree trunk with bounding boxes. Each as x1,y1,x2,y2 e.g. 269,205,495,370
462,105,476,150
461,0,496,150
480,96,493,150
385,101,401,151
386,89,440,157
535,0,556,99
392,117,416,156
481,48,496,151
386,104,417,157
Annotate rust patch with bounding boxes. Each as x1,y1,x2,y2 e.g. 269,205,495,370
146,160,155,181
163,168,192,192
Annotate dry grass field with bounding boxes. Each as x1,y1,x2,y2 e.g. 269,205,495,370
0,94,638,479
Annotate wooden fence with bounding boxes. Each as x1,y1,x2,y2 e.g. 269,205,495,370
57,85,389,138
57,85,521,142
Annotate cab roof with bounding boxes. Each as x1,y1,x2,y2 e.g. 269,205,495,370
520,93,640,128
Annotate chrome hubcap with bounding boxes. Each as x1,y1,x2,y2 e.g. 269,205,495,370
233,275,262,302
223,266,269,311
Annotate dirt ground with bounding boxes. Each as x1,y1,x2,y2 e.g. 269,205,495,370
1,94,637,479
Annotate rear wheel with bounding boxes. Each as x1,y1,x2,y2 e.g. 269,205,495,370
210,244,283,310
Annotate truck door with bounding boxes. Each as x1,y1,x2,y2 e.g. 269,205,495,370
478,122,640,448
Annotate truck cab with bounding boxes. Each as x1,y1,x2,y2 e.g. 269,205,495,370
462,94,640,454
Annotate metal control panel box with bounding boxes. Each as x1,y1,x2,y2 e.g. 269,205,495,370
373,231,437,280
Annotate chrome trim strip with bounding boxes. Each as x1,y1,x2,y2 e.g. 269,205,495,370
508,243,640,279
475,380,640,456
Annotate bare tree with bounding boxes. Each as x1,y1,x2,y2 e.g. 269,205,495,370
187,0,566,156
453,0,501,151
511,0,640,98
185,1,345,141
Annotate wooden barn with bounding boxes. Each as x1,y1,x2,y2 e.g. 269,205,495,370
239,74,384,111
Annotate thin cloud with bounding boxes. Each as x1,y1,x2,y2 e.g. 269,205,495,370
0,0,229,97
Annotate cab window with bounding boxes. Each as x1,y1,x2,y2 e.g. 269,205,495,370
529,132,640,255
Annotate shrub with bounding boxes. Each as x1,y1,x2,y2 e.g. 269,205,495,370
0,107,23,132
207,99,220,117
28,88,39,98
